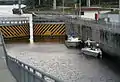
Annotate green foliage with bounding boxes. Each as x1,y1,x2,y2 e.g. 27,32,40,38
24,0,119,9
25,0,87,8
25,0,35,8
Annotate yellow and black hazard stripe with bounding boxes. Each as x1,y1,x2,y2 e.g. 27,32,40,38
33,24,40,34
0,26,8,37
53,24,64,35
2,26,13,37
0,24,29,38
57,24,66,35
52,24,65,35
33,24,66,36
34,24,43,35
39,24,48,34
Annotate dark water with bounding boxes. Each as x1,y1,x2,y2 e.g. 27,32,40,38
6,43,120,82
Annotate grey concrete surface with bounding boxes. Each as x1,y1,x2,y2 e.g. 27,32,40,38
7,43,120,82
0,46,16,82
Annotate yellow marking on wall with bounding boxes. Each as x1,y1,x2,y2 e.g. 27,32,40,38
20,25,26,36
0,24,29,38
54,24,64,35
25,24,29,36
41,24,51,34
1,26,9,37
14,25,24,36
42,24,51,34
51,24,60,35
10,26,19,37
43,24,54,34
21,25,28,35
52,24,61,35
21,25,26,35
1,28,7,37
33,24,66,36
34,24,43,35
0,27,7,37
21,24,29,36
34,24,39,33
15,25,23,36
57,25,65,35
49,24,57,32
18,25,25,36
37,24,46,35
3,26,13,37
39,24,48,34
10,26,16,37
59,26,65,35
35,24,45,35
34,24,41,34
44,31,52,35
40,24,49,34
33,24,37,34
48,24,54,31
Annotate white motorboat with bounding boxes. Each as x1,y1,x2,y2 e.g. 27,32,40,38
65,36,82,48
81,40,102,58
81,47,102,58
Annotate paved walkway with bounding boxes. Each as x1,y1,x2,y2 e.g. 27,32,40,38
0,44,16,82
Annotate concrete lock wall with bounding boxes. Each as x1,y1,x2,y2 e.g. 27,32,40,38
67,19,120,60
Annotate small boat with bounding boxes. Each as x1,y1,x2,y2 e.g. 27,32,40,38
81,40,102,58
65,36,82,48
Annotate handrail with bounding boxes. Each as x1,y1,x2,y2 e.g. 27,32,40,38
0,32,63,82
7,55,62,82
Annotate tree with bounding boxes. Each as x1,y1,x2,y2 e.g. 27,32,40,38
25,0,35,8
74,0,86,6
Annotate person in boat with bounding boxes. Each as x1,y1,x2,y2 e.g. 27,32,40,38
96,43,100,50
91,43,100,51
85,38,91,48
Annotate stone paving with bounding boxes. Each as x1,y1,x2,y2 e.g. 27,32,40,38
7,43,120,82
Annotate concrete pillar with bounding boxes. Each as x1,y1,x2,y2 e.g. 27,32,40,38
87,0,90,7
29,14,34,44
53,0,56,10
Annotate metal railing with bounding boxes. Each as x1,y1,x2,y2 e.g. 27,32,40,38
0,15,31,25
33,17,64,23
0,32,63,82
0,17,29,25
